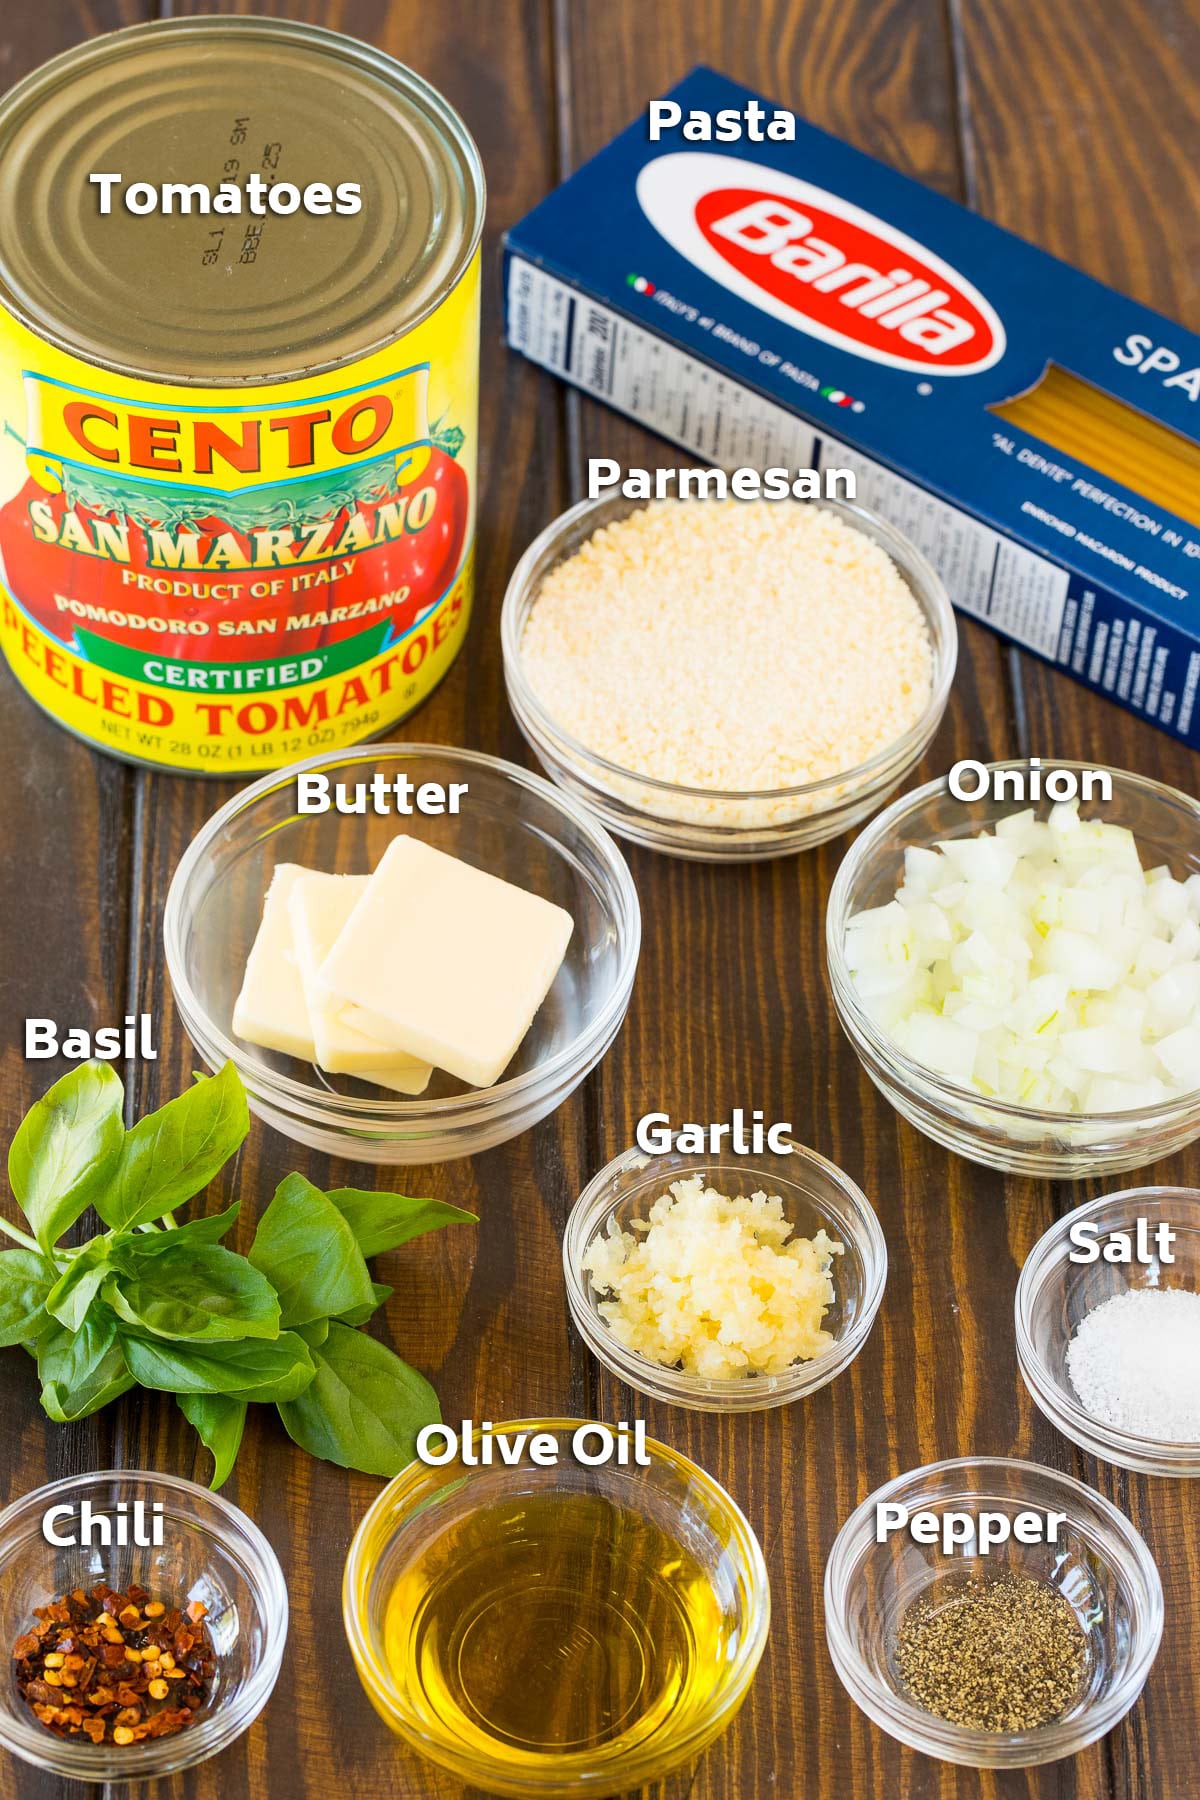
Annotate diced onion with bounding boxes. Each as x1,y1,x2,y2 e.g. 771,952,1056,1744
845,803,1200,1112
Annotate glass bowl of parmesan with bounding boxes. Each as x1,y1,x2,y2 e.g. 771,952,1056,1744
562,1143,887,1411
502,493,957,861
1016,1188,1200,1478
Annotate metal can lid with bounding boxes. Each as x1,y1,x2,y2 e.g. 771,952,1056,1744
0,16,484,385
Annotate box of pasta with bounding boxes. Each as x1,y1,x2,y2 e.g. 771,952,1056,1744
504,64,1200,747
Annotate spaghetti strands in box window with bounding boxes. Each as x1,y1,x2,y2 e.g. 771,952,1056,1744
504,66,1200,750
0,18,482,773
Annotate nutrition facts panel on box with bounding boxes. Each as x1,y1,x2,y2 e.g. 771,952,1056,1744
819,439,1072,661
508,257,1072,662
507,259,818,473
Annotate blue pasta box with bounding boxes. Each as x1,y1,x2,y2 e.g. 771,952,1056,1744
503,65,1200,748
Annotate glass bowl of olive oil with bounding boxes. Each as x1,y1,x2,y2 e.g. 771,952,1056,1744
342,1419,769,1796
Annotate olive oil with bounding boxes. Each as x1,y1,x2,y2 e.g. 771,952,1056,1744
382,1488,734,1776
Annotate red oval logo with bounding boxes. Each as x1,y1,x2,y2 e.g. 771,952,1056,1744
694,186,994,369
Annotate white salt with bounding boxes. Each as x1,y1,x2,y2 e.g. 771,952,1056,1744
1066,1287,1200,1441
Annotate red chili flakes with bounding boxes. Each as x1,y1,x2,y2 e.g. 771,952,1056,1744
12,1585,215,1746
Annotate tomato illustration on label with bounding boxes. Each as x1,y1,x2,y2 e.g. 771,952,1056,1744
317,443,468,648
0,237,479,774
0,424,469,667
0,476,74,640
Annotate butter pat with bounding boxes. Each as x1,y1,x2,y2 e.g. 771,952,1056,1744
232,864,316,1061
320,836,574,1087
289,872,432,1094
231,864,431,1097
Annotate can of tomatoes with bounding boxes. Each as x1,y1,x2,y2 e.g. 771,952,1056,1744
0,18,481,773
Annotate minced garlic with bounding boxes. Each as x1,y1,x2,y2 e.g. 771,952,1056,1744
583,1175,843,1379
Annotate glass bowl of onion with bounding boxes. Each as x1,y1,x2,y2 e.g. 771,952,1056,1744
826,762,1200,1177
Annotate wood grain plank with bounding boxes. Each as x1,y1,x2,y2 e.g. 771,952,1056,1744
109,3,572,1799
1,1,1194,1798
0,8,153,1800
954,0,1200,790
953,5,1200,1798
553,6,1084,1800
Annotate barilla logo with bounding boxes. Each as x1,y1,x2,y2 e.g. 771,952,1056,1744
636,153,1005,375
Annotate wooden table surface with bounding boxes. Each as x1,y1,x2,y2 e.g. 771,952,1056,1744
3,1,1200,1796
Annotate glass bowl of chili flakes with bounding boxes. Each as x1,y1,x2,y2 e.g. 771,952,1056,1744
0,1469,287,1781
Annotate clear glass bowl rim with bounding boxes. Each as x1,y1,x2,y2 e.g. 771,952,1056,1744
823,1454,1164,1762
561,1142,888,1407
163,742,642,1123
826,760,1200,1129
0,1467,288,1780
1015,1185,1200,1462
500,491,958,806
341,1417,771,1788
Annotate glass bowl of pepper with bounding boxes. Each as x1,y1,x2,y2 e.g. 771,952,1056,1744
0,1469,287,1782
824,1456,1163,1768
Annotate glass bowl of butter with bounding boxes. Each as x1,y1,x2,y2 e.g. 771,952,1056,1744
164,744,641,1163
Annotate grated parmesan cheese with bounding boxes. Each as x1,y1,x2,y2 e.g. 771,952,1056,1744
520,500,933,801
582,1175,843,1379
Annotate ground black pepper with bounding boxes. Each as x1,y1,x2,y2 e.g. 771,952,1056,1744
894,1572,1087,1732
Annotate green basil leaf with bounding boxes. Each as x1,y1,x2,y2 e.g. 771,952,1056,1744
179,1393,247,1491
335,1281,392,1327
277,1322,439,1477
249,1174,375,1328
38,1313,132,1422
123,1329,314,1401
104,1244,281,1343
42,1364,134,1423
9,1063,125,1250
327,1188,477,1259
113,1202,242,1259
97,1061,249,1232
42,1373,134,1423
22,1318,57,1360
0,1247,55,1346
296,1317,330,1349
38,1309,116,1383
44,1239,112,1332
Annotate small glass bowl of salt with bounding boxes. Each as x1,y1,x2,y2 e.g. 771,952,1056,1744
1016,1187,1200,1477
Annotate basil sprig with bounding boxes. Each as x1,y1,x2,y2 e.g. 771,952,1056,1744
0,1061,474,1487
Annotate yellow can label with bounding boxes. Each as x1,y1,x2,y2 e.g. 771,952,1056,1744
0,252,478,772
